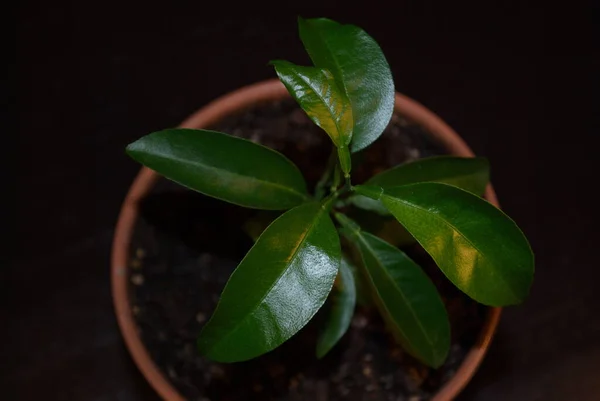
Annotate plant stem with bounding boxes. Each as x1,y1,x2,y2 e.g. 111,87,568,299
321,191,339,211
322,178,355,211
330,163,342,192
315,148,338,200
345,175,352,191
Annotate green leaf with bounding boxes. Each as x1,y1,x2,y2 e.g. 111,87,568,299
346,194,390,216
298,17,394,152
350,156,490,218
198,202,341,362
355,183,535,306
367,156,490,195
271,60,353,148
336,213,450,368
316,257,356,358
126,128,309,210
271,60,353,174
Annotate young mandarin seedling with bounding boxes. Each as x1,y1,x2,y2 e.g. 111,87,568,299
126,17,534,368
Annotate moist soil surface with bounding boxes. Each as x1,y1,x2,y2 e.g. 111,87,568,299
128,99,487,401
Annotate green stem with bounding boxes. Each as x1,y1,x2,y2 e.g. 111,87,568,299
315,148,338,200
337,145,352,176
330,163,342,192
322,180,354,212
353,184,382,200
322,192,339,211
345,175,352,191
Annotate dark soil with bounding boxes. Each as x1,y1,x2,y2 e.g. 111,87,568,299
128,99,487,401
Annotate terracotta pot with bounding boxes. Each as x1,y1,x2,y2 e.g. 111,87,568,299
111,79,502,401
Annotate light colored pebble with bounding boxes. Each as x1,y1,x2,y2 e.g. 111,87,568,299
352,315,368,328
209,365,225,378
196,312,206,323
131,274,144,285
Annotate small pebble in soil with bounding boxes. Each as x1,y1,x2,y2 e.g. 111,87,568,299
352,314,368,329
405,367,426,392
209,365,225,379
195,312,206,323
130,273,144,285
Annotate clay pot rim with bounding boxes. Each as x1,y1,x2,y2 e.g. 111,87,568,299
111,79,501,401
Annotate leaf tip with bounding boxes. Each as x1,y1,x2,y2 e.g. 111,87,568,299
315,345,327,360
197,334,231,363
125,139,142,159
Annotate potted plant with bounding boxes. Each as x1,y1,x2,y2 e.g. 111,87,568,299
113,17,534,401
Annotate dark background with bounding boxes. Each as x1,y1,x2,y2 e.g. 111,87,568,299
10,1,598,400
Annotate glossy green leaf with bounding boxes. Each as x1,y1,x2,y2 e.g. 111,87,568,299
355,183,535,306
198,202,341,362
316,257,356,358
298,17,394,152
336,213,450,368
126,129,308,210
367,156,490,195
350,156,490,217
271,60,352,174
346,194,390,216
271,60,353,147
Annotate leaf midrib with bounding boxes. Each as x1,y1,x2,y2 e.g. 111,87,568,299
148,150,308,201
206,204,325,354
382,194,517,300
357,233,437,363
294,69,348,144
310,23,350,98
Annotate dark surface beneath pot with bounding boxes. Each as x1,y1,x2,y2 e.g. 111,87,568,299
11,3,599,401
128,100,486,401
